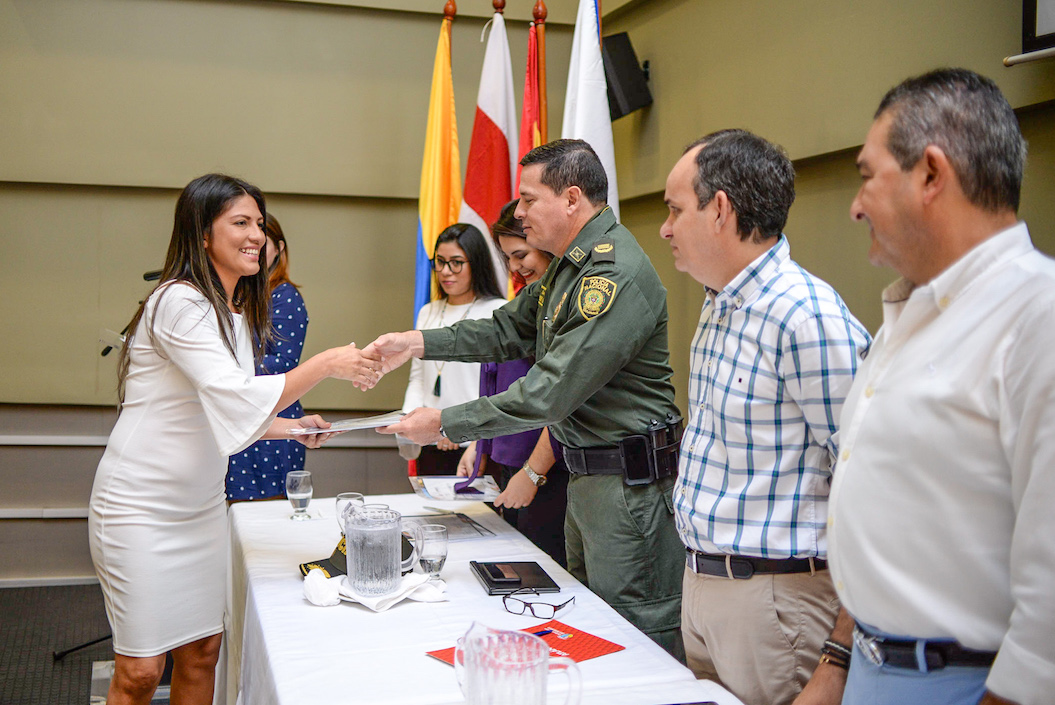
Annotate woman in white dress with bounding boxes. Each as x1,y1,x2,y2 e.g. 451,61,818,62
89,174,383,705
402,223,505,474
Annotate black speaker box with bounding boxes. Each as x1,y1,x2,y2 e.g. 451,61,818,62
602,32,652,121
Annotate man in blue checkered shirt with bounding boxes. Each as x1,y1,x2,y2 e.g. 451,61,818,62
660,129,871,705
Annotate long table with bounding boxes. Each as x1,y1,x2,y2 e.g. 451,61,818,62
226,493,741,705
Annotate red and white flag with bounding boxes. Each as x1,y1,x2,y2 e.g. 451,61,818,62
459,11,518,294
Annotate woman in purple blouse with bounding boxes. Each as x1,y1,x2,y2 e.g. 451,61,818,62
458,200,569,566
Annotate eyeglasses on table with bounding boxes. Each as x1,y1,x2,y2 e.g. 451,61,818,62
502,588,575,619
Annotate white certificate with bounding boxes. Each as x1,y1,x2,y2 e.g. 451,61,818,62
286,410,404,435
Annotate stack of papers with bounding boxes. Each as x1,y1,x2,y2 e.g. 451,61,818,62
287,410,404,436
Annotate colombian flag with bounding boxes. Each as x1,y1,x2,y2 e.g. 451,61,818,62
415,15,461,317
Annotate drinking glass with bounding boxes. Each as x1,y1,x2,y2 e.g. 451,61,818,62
415,524,448,579
286,471,313,521
335,492,364,533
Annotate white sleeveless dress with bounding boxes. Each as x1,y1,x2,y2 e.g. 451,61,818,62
89,282,284,657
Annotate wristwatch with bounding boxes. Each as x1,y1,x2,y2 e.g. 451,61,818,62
522,462,547,487
438,424,448,439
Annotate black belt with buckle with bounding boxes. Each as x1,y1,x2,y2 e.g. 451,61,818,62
853,624,997,671
562,445,624,475
562,414,683,486
685,549,826,579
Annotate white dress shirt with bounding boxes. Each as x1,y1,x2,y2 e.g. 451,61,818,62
829,223,1055,705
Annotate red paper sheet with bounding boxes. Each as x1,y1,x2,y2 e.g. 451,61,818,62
427,620,625,665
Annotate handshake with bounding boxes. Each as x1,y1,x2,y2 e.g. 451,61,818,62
332,330,441,445
334,330,425,391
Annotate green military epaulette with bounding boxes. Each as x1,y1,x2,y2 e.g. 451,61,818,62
592,240,615,263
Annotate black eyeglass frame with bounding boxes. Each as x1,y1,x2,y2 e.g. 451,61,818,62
432,256,468,273
502,588,575,619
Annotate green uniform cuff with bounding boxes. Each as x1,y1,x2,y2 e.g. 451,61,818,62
420,327,455,360
439,405,475,444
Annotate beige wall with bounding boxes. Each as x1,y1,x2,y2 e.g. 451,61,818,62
624,102,1055,413
610,0,1055,414
2,0,1054,414
607,0,1055,199
0,0,573,410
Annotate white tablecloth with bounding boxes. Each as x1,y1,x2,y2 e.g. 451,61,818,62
226,494,741,705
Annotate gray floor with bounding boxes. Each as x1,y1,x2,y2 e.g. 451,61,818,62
0,584,113,705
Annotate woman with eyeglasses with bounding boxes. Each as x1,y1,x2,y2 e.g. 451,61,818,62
402,223,505,475
457,200,570,566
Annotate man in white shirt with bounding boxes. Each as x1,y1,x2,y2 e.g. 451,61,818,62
820,68,1055,705
661,129,870,705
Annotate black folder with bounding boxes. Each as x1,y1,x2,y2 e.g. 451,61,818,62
469,560,560,596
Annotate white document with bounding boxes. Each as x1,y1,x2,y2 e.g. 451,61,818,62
409,475,501,502
286,410,404,436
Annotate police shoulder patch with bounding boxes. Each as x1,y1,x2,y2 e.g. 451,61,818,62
577,276,617,319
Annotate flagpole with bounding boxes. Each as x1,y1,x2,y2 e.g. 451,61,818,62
444,0,456,20
534,0,548,143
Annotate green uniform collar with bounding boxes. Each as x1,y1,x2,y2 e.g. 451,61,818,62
560,206,616,270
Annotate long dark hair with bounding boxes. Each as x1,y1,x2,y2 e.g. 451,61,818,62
117,174,271,404
434,223,504,300
490,199,526,244
491,199,552,290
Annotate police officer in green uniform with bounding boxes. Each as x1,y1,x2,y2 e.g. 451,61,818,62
373,139,684,657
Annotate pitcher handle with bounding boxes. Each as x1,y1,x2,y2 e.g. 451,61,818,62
548,656,581,705
453,636,468,696
402,526,420,573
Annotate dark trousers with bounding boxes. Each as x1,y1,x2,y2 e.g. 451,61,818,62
415,445,462,476
491,461,569,568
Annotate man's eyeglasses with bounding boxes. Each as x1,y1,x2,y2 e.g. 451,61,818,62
502,588,575,619
433,257,467,273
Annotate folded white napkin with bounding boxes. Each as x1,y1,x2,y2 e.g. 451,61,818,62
303,568,343,606
303,568,447,611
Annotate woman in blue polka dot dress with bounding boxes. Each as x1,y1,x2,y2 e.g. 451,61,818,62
226,214,310,500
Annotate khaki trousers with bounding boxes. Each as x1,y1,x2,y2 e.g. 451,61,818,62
681,565,839,705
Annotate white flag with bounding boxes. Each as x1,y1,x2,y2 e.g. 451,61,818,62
561,0,619,221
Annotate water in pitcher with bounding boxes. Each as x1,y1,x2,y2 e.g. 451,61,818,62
348,518,401,596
